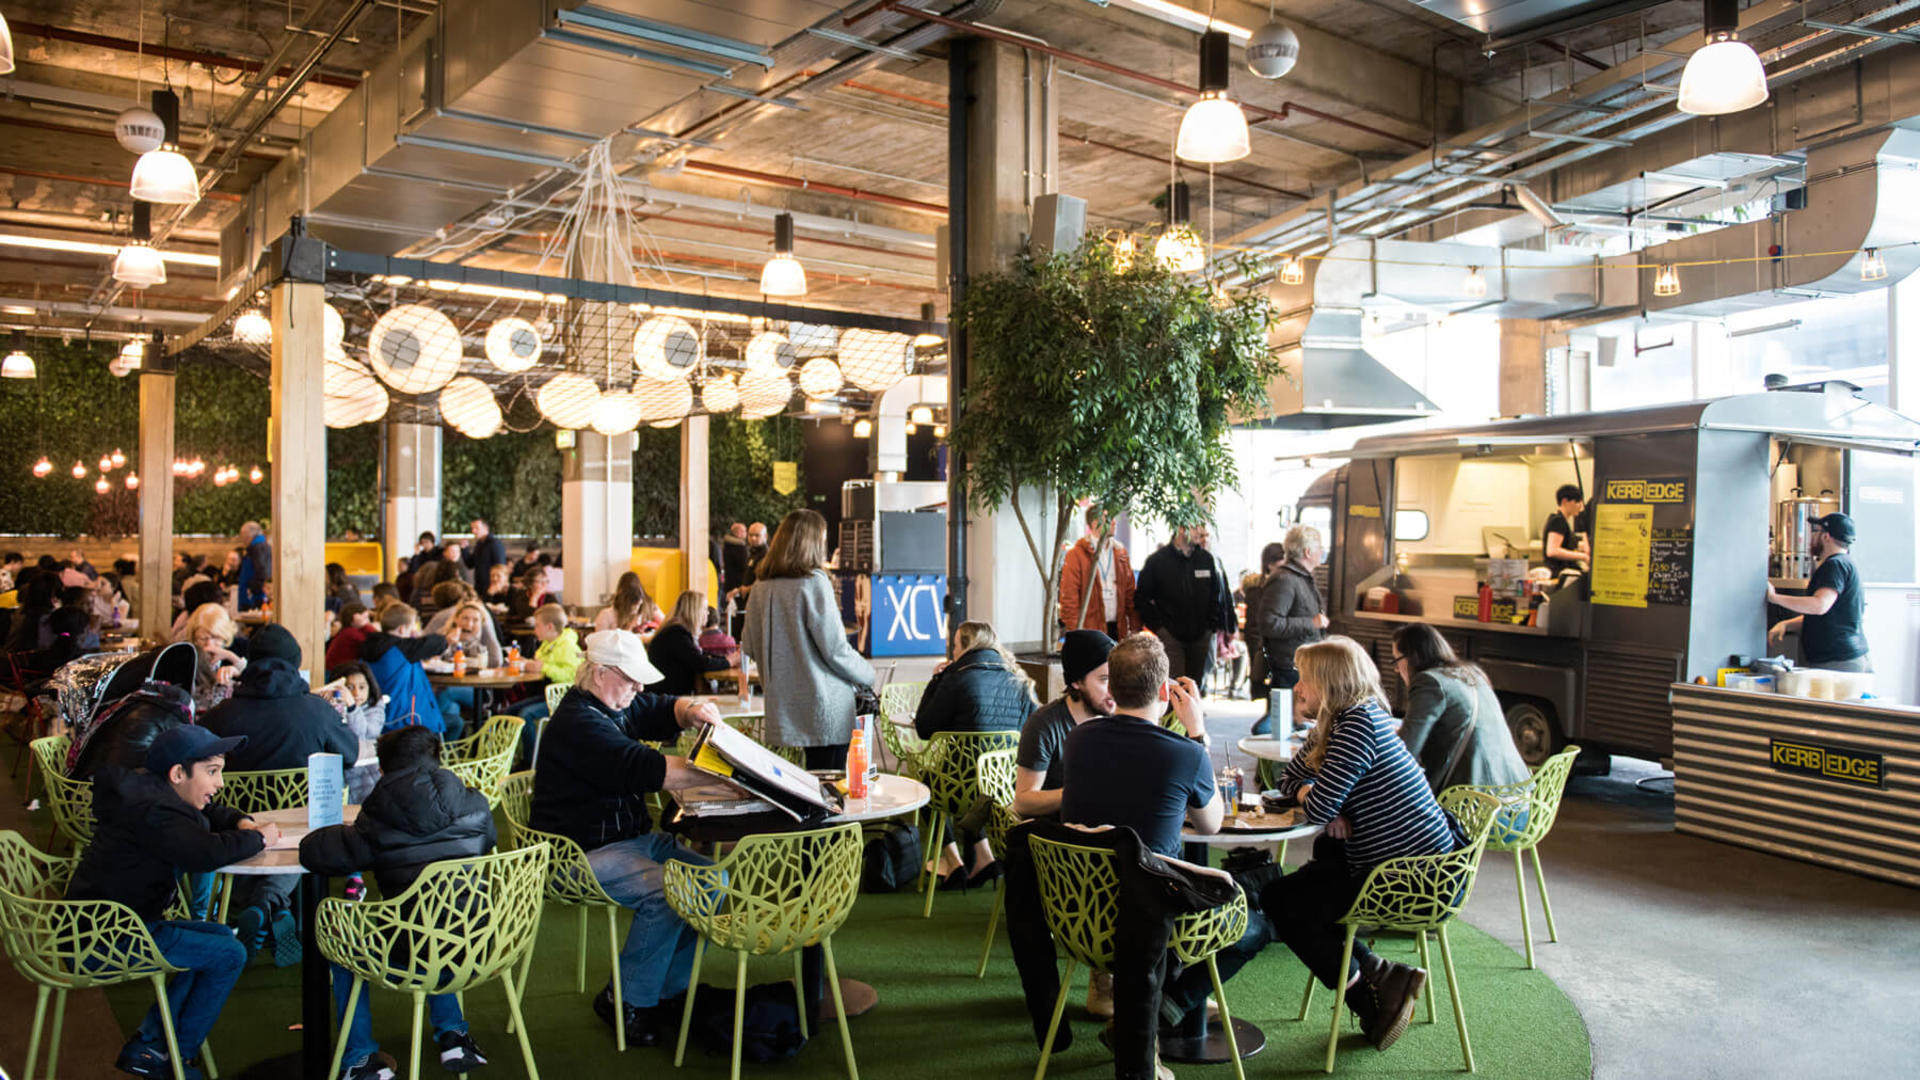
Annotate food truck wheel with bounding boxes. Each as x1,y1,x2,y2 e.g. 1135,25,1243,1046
1503,699,1562,768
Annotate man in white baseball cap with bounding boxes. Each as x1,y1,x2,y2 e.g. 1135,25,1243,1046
531,628,726,1047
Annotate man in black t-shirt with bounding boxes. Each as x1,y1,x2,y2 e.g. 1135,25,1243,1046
1012,630,1115,819
1767,512,1871,671
1542,484,1589,575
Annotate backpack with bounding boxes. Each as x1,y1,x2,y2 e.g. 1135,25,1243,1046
696,981,806,1062
861,821,921,893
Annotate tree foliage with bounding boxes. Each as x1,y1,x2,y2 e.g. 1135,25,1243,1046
948,239,1283,636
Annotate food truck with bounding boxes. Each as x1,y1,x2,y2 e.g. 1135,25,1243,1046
1297,382,1920,769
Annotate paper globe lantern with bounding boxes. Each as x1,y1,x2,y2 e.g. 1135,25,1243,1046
798,357,843,400
484,317,543,373
738,370,792,419
323,303,345,348
650,417,683,429
632,316,702,381
108,353,133,378
232,309,272,346
537,372,600,430
636,377,693,424
439,375,502,439
591,390,642,436
744,331,796,374
701,375,740,414
324,349,390,428
838,329,913,393
369,304,462,394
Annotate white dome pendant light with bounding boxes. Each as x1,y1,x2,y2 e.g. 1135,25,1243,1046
1678,0,1768,116
760,213,808,297
129,90,200,204
1177,30,1250,164
112,201,168,288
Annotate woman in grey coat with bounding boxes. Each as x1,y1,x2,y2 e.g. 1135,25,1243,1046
1390,622,1531,791
742,509,876,769
1256,525,1327,734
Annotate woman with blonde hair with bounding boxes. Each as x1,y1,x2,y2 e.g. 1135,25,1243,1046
912,619,1036,887
646,590,734,695
173,602,244,711
742,508,876,769
1260,635,1461,1056
593,571,662,635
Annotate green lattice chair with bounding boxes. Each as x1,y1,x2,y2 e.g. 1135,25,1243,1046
497,771,637,1052
1298,787,1502,1073
0,830,218,1080
1442,745,1580,970
663,823,864,1080
877,681,928,777
317,843,550,1080
444,714,522,763
1028,834,1251,1080
916,730,1019,915
208,767,345,925
529,684,572,771
29,737,91,854
974,747,1019,978
445,716,525,809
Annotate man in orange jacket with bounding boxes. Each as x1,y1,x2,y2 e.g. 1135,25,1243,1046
1058,506,1140,640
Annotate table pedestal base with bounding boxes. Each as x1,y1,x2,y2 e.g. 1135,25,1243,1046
1157,1016,1266,1065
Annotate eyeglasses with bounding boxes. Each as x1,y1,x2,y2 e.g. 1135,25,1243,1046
1391,653,1407,664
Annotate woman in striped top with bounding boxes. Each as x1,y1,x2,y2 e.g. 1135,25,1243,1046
1260,636,1463,1053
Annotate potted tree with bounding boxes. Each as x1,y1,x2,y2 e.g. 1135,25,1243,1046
948,238,1282,683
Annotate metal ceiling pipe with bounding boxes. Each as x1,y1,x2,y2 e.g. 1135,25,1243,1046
677,159,948,216
2,19,364,89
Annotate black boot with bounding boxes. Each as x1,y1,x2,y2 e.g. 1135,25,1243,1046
593,986,664,1048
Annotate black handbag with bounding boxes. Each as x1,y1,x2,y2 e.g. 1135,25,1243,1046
861,821,922,893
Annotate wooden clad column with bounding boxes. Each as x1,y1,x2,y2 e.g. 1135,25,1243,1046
136,358,176,641
270,281,327,685
680,414,710,597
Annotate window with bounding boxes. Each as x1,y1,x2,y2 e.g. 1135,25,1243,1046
1393,509,1430,542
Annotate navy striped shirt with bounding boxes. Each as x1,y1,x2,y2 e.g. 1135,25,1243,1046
1279,700,1459,872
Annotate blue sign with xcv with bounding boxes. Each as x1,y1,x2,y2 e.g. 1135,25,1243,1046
872,574,948,657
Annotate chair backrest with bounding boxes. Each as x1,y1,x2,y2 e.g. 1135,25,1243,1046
1343,788,1503,933
663,823,862,956
496,771,614,907
444,716,525,808
1028,835,1122,972
878,681,927,728
219,767,334,816
0,834,172,989
921,730,1020,816
29,736,92,847
976,748,1019,854
543,682,571,715
445,714,521,763
1440,745,1579,852
0,831,75,900
315,843,551,994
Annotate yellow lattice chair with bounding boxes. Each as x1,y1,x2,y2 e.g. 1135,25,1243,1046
28,736,91,853
1298,788,1502,1073
529,684,573,771
916,730,1019,915
1028,833,1251,1080
208,767,345,925
443,714,520,763
0,830,218,1080
974,747,1019,978
663,823,864,1080
497,771,638,1052
1442,745,1580,969
877,681,928,777
444,716,525,809
317,843,550,1080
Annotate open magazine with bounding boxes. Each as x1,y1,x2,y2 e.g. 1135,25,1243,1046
681,719,843,822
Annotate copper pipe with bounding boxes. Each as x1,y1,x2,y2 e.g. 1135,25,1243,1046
679,160,949,217
8,20,362,90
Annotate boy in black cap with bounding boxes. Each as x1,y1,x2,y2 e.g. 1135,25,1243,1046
66,725,283,1080
1767,511,1871,672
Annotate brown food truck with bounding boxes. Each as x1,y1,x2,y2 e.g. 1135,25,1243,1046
1294,383,1920,768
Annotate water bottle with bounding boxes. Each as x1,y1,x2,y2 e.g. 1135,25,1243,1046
1217,760,1242,818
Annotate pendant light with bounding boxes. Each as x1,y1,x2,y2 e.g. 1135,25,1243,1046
119,339,146,371
1861,248,1889,282
1279,254,1305,285
1464,266,1488,298
1177,31,1250,164
2,333,34,379
112,201,167,288
853,418,873,439
129,90,200,204
1677,0,1768,116
0,10,15,76
1653,264,1682,298
1154,182,1205,273
760,213,807,297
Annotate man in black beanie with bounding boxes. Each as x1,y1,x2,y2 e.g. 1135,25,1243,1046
201,623,359,964
1012,630,1117,822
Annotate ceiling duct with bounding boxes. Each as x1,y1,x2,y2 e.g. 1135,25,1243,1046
1249,259,1442,431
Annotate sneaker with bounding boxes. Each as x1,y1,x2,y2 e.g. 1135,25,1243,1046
1085,970,1115,1019
344,873,367,902
436,1030,489,1072
593,985,663,1047
1346,960,1426,1052
271,908,302,967
342,1051,398,1079
115,1040,204,1080
233,904,268,952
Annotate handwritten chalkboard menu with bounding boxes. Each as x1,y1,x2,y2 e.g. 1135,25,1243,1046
1647,527,1693,606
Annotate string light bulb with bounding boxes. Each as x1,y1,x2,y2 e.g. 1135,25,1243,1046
853,418,873,438
249,465,264,484
1653,264,1682,297
1112,233,1136,272
1279,254,1305,285
934,424,947,438
110,448,126,469
32,457,52,478
71,461,87,479
126,472,139,490
98,455,114,474
1464,266,1488,298
94,476,110,495
1861,248,1888,282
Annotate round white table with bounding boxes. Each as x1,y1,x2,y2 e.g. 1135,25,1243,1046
831,774,929,823
1236,735,1299,763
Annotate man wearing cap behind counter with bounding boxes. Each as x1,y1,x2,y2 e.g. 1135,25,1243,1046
530,629,730,1049
1767,511,1872,672
65,725,282,1080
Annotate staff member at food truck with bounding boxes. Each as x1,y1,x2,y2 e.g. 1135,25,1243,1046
1542,484,1590,575
1766,512,1871,672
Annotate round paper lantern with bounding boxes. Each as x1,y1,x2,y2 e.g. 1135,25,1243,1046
590,390,642,436
632,316,702,381
323,303,345,348
538,372,600,430
324,349,389,428
636,377,693,423
739,370,792,419
744,331,796,374
368,304,463,394
485,317,543,373
232,309,272,346
650,418,683,429
838,329,913,393
798,357,843,400
700,375,740,415
439,375,502,438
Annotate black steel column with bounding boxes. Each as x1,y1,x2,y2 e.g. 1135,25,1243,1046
946,35,973,626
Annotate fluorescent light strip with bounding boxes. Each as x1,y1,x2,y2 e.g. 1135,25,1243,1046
0,233,221,267
1104,0,1251,42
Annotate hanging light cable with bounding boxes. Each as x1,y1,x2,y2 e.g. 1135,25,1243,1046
760,213,807,297
1176,30,1250,163
113,201,168,288
1678,0,1768,116
129,89,199,204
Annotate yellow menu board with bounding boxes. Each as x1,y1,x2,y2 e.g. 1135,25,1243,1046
1591,502,1653,608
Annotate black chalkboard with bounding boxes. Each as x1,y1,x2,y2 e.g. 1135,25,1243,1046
1648,528,1692,606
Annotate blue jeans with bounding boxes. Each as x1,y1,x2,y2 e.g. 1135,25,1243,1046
330,962,465,1069
587,833,714,1007
435,687,474,741
132,920,248,1053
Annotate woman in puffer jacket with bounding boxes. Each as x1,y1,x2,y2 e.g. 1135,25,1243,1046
914,621,1036,889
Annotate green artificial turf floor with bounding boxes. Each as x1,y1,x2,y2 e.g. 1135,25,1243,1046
102,877,1590,1079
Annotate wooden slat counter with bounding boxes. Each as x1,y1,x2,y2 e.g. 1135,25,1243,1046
1669,683,1920,888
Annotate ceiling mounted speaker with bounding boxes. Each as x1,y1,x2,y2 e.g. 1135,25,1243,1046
369,304,463,394
744,331,796,373
115,106,165,154
738,370,793,419
591,390,643,436
438,375,502,438
537,372,601,430
633,315,703,381
838,329,914,393
323,348,390,428
798,357,843,400
1246,21,1300,79
701,375,740,414
485,317,543,373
